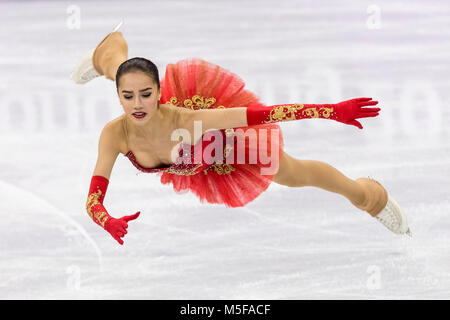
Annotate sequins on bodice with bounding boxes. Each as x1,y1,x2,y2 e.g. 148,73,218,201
122,116,208,175
124,144,204,176
121,116,237,176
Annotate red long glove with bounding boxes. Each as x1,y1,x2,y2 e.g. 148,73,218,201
86,175,140,245
246,97,380,129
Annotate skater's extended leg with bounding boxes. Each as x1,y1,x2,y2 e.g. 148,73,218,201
273,150,411,236
273,150,379,216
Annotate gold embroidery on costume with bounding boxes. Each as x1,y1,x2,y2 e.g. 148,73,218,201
162,163,203,176
187,95,216,109
301,107,319,118
203,164,236,175
320,107,333,118
202,141,236,175
264,104,304,123
86,190,101,219
165,95,234,177
86,189,109,227
168,97,178,105
168,95,224,110
264,104,334,123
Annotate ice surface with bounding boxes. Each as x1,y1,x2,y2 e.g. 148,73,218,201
0,0,449,299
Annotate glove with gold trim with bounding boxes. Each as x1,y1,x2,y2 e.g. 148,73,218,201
86,175,140,245
246,97,380,129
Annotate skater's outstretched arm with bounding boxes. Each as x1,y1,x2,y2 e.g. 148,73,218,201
86,123,140,245
178,97,380,134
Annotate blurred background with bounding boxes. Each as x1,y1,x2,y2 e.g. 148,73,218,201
0,0,449,299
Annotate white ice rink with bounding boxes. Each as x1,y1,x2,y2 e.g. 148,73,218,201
1,0,450,299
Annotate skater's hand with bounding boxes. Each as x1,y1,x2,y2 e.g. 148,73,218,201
333,97,380,129
104,211,140,245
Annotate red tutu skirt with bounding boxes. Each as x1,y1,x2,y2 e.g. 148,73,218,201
157,58,284,208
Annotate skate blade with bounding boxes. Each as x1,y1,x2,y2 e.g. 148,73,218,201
112,21,123,32
405,228,412,237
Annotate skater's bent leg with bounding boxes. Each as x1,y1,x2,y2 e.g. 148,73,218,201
93,32,128,81
101,55,127,81
273,150,366,209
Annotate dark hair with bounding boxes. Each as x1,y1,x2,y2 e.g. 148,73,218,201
115,57,160,91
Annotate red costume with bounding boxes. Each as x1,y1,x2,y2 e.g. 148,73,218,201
124,58,284,208
87,57,379,244
122,58,379,208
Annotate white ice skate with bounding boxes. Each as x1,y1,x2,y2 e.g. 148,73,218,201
374,193,412,237
71,21,123,84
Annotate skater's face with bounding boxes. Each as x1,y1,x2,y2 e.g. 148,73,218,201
118,71,161,124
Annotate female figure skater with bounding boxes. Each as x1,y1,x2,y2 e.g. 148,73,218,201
73,24,411,245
